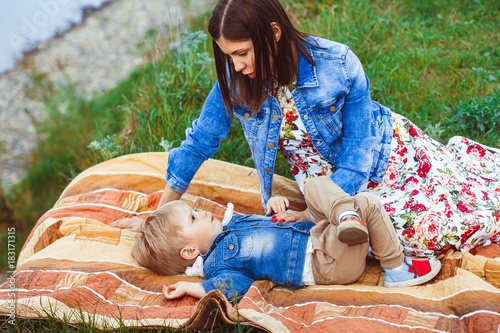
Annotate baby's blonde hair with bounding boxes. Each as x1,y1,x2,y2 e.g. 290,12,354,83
131,201,195,275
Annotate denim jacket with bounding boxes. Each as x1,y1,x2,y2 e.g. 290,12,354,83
199,215,315,299
167,36,393,209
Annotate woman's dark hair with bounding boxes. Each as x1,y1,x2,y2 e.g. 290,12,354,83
208,0,315,115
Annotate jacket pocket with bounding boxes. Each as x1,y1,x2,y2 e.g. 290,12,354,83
310,97,344,136
223,234,253,260
234,106,265,143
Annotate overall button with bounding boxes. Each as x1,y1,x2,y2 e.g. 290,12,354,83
266,189,271,194
300,227,305,231
277,223,283,227
266,168,271,173
273,115,279,121
330,106,336,112
228,244,235,250
268,143,274,149
244,113,250,119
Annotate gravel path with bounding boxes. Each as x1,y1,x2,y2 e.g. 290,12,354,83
0,0,214,190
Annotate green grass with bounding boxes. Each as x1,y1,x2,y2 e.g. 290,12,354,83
0,0,499,330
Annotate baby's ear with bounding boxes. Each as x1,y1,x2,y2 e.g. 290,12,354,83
180,246,200,260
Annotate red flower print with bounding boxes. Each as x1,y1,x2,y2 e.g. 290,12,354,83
411,203,427,212
297,161,309,171
459,188,477,202
414,212,441,240
417,155,432,178
445,203,453,218
460,224,480,243
457,201,476,213
384,202,396,216
367,182,378,189
402,228,415,238
466,144,486,158
397,146,408,157
305,135,311,142
292,166,299,175
439,194,447,202
411,189,419,196
409,124,422,138
402,176,419,191
403,198,415,209
481,191,490,201
465,177,483,188
480,176,493,182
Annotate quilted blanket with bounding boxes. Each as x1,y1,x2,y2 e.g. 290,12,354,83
1,152,499,332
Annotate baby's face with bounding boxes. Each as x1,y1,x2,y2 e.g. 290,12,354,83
171,202,223,254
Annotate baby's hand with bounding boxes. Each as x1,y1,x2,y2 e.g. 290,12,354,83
163,282,206,300
266,196,289,215
109,217,145,232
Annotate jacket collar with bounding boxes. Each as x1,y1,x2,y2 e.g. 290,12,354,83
296,38,319,88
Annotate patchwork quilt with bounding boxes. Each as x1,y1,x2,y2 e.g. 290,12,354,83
1,152,499,332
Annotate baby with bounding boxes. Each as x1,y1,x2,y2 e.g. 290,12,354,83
131,176,441,301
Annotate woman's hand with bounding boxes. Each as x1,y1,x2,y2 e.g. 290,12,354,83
109,217,145,232
158,183,183,207
273,208,311,223
163,282,206,300
266,196,289,215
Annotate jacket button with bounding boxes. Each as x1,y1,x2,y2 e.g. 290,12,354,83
268,143,274,149
266,168,271,173
228,244,235,250
330,106,336,112
277,223,283,226
378,172,382,177
273,115,279,121
316,141,321,145
304,115,308,119
329,154,332,158
244,113,250,119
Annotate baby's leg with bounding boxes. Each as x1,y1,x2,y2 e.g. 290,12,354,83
305,176,440,288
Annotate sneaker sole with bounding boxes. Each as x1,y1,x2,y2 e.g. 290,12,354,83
337,221,369,245
384,258,442,288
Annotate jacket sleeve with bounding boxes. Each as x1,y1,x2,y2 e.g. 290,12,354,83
166,81,233,193
330,49,379,195
199,270,255,300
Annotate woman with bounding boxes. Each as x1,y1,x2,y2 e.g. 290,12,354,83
159,0,500,255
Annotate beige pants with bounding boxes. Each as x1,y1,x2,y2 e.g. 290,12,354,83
305,176,404,285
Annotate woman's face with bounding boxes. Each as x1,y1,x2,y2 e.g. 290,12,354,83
216,37,256,79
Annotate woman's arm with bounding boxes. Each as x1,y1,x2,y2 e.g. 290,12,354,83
330,49,379,195
158,183,182,207
165,82,233,194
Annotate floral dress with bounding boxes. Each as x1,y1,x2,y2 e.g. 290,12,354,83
276,86,500,256
277,85,335,193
